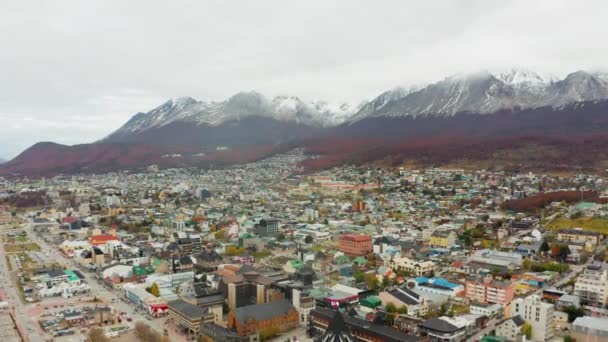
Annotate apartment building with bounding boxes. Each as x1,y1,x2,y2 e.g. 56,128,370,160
429,230,457,248
574,263,608,307
557,228,601,251
465,275,515,305
338,234,372,256
510,295,554,342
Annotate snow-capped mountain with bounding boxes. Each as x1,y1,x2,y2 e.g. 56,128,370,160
106,92,361,140
105,68,608,142
349,69,608,121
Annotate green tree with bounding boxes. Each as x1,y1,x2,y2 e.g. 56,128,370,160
385,302,397,313
540,239,550,253
276,233,286,241
304,235,314,244
522,322,532,339
522,259,531,271
382,275,391,289
353,266,365,283
564,305,585,323
563,335,573,342
149,282,160,297
397,305,408,315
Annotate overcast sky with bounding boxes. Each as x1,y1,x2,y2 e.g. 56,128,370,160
1,0,607,158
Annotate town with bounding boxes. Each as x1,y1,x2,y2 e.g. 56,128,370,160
1,149,608,342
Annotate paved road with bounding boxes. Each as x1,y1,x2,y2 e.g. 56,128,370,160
0,231,44,341
24,223,166,337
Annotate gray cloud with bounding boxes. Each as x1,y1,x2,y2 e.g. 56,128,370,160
1,0,607,158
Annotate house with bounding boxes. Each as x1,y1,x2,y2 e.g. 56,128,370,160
226,299,299,338
494,315,525,342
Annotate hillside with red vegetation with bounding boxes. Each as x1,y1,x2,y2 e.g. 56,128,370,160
0,142,283,177
302,135,608,174
504,191,603,213
4,99,608,177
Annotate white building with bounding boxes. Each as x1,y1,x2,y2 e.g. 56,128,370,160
574,263,608,307
145,272,194,292
470,302,503,317
510,295,554,342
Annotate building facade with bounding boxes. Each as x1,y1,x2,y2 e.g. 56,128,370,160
574,263,608,307
389,257,435,277
510,295,554,342
338,234,372,257
465,275,515,305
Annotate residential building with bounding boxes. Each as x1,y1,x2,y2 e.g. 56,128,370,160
465,275,515,305
557,228,601,251
574,263,608,307
389,257,435,277
253,218,279,237
430,230,457,248
495,315,525,342
510,295,554,342
338,234,372,257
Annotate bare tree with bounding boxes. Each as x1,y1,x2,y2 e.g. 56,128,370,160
88,327,109,342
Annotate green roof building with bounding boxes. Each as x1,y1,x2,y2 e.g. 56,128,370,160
360,296,381,309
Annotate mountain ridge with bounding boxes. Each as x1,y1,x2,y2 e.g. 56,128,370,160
4,68,608,177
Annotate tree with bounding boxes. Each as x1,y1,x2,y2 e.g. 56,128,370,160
149,282,160,297
88,327,109,342
304,235,314,244
522,322,532,339
385,302,397,313
382,275,391,289
540,239,550,253
397,305,408,315
564,305,585,322
365,273,379,291
276,233,286,241
563,335,573,342
522,259,532,271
